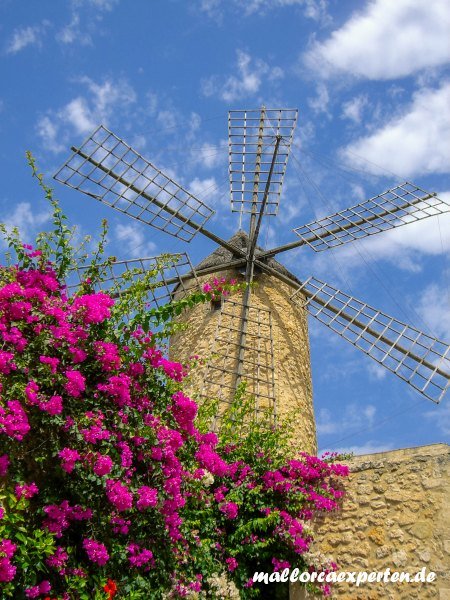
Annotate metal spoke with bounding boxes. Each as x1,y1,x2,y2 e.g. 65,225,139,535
54,125,215,243
67,253,200,308
293,182,449,252
291,277,450,403
229,108,297,216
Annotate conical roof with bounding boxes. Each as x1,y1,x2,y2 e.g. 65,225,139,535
195,230,301,285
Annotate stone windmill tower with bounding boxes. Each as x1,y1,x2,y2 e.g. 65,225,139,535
54,107,450,457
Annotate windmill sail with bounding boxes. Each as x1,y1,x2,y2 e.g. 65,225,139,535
67,253,199,308
228,107,297,217
291,277,450,403
293,182,450,252
54,125,214,242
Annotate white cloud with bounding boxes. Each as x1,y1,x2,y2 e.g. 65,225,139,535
307,83,330,115
37,76,137,152
114,223,156,257
189,177,218,202
341,94,368,124
192,141,227,170
36,117,65,154
71,0,119,9
417,283,450,341
0,202,51,242
320,441,395,456
340,84,450,178
198,0,330,23
56,13,92,46
201,50,283,102
317,403,376,435
6,21,50,55
423,402,450,435
304,0,450,80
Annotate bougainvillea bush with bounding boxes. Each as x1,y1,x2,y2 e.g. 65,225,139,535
0,160,348,599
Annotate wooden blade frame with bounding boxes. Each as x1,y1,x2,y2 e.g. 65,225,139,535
54,125,215,242
67,253,200,308
291,277,450,403
293,182,450,252
228,107,297,217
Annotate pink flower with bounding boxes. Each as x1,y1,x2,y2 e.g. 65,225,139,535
226,557,238,572
25,580,51,598
106,479,133,511
171,391,197,434
110,515,131,535
64,370,86,398
15,482,39,500
0,351,16,374
83,538,109,566
136,486,158,511
72,292,114,324
219,502,239,519
94,455,113,476
195,444,229,477
94,341,121,371
0,539,17,583
0,400,30,440
127,543,154,568
39,355,59,374
0,558,16,583
58,448,81,473
41,395,63,416
46,546,68,570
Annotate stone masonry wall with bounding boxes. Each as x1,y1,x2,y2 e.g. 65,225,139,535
309,444,450,599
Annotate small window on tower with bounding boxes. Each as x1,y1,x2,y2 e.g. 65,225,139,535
210,298,222,312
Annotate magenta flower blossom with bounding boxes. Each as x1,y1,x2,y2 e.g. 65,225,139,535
39,355,59,373
219,502,239,520
46,546,68,570
58,447,81,473
72,292,114,324
93,454,113,476
64,370,86,398
25,580,51,598
136,486,158,511
15,482,39,500
195,444,229,477
0,350,16,374
127,543,154,568
0,539,17,583
226,557,238,572
171,391,197,434
0,400,30,440
106,479,133,511
82,538,109,566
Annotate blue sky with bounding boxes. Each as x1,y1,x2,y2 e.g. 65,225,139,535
1,0,449,455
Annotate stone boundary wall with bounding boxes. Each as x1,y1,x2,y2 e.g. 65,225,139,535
304,443,450,599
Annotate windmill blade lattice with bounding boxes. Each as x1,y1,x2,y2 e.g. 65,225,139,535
54,125,215,242
292,182,450,252
228,107,297,216
201,299,276,421
291,277,450,403
67,253,200,308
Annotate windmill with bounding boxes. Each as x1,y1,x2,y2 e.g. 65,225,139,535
54,107,450,453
